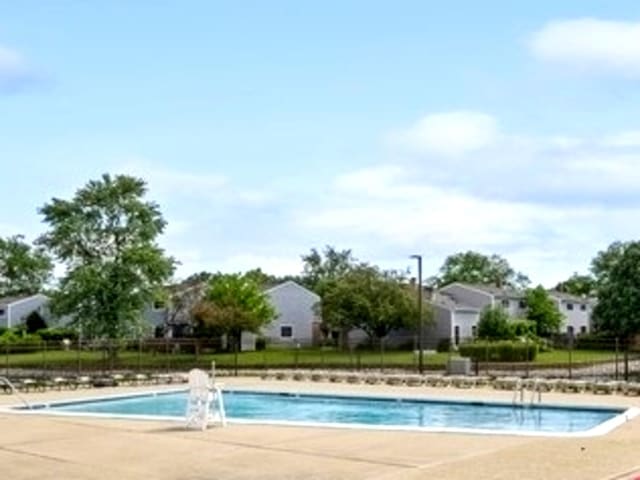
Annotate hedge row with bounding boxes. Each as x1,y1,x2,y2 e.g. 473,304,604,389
459,340,538,362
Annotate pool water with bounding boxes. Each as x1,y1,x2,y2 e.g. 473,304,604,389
45,390,624,434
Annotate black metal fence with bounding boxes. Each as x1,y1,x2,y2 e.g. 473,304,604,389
2,336,639,381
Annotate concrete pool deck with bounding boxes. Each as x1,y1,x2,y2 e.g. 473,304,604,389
1,377,640,480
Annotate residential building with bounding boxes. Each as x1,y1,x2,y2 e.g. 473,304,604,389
425,283,595,347
0,294,52,329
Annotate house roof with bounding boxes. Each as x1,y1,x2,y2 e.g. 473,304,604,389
547,290,596,304
264,280,320,300
431,292,479,312
443,282,524,299
0,294,46,306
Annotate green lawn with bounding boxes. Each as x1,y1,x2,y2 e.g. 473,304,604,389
0,346,626,373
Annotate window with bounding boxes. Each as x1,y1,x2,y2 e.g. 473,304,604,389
0,308,4,316
454,325,460,346
566,302,574,311
471,325,477,338
580,326,587,334
518,300,526,309
280,326,293,338
567,325,575,336
501,299,510,308
580,304,587,311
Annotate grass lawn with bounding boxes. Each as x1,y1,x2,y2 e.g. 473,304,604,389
0,346,626,373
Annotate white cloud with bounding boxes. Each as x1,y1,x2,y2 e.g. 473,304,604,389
387,111,499,156
298,164,640,285
118,159,273,207
530,18,640,76
601,130,640,148
0,45,40,92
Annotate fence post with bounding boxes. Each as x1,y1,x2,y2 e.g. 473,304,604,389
76,338,81,376
614,337,619,381
5,343,9,376
42,341,47,373
137,339,142,372
165,338,170,374
568,337,573,380
525,339,530,378
624,339,629,382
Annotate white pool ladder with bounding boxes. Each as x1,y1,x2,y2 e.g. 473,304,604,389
0,376,31,409
512,379,542,406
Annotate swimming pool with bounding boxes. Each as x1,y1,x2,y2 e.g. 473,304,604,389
21,389,636,437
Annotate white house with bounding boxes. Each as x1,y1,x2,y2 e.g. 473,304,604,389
425,283,595,347
260,280,321,346
0,294,51,329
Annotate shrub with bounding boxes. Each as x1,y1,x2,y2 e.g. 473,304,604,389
575,332,617,350
37,327,79,342
510,319,536,338
255,336,268,351
459,340,538,362
0,330,42,353
25,311,48,333
477,306,513,340
436,338,452,353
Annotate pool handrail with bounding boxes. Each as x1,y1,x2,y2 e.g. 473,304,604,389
0,376,31,409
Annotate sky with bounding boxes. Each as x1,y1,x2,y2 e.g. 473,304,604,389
2,1,640,285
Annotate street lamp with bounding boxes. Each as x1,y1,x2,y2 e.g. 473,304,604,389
410,254,424,374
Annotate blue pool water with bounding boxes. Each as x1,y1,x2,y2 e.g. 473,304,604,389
43,390,623,434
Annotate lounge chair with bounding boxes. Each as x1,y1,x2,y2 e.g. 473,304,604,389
185,368,226,430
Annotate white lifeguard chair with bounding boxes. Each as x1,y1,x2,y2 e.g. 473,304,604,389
185,368,226,430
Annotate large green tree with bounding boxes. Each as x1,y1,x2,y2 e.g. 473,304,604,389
321,265,419,348
525,286,563,337
593,241,640,338
0,235,53,297
436,251,529,289
591,241,631,289
38,174,175,339
554,273,596,297
301,246,357,294
192,273,275,350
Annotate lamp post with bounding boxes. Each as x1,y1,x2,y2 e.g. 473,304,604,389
410,254,424,374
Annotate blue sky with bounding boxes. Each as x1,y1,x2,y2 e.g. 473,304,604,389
2,1,640,284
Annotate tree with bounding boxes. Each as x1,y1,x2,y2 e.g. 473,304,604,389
37,174,175,340
593,241,640,339
0,235,53,297
301,246,357,293
321,265,418,349
554,273,596,297
436,251,529,289
192,273,275,349
525,286,563,337
591,241,632,289
477,306,513,340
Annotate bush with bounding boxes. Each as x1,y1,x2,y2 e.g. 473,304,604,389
459,340,538,362
510,319,536,338
575,332,617,350
0,330,42,352
25,311,47,333
37,327,79,342
255,336,268,351
477,306,513,340
436,338,452,353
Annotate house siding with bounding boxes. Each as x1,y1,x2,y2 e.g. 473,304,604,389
262,281,320,345
4,295,51,328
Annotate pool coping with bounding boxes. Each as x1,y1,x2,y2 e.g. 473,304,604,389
2,386,638,438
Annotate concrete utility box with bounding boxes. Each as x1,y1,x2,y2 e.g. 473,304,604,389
447,357,471,375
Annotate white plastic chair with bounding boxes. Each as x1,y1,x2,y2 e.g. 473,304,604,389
185,368,226,430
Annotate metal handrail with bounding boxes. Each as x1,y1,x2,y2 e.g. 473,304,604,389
0,376,31,409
